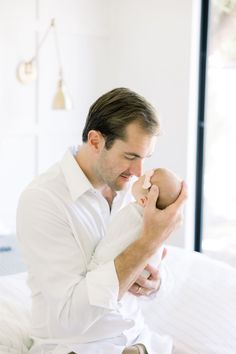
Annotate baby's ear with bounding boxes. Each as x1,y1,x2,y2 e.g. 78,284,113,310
138,196,148,207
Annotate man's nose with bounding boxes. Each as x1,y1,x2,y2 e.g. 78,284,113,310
130,159,143,177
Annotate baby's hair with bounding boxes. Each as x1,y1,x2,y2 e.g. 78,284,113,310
150,168,181,209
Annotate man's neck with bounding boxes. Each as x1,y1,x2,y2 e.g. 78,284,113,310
75,145,98,187
100,185,117,209
75,145,117,208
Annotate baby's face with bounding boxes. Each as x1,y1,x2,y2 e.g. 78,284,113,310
131,174,148,202
132,168,182,209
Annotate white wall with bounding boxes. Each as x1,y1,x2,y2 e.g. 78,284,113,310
0,0,112,233
0,0,200,248
108,0,201,248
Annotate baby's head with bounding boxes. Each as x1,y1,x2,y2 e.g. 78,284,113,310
132,168,181,209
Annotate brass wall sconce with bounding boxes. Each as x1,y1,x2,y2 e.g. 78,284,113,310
16,19,73,111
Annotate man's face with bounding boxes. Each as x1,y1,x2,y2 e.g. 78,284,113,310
94,122,157,191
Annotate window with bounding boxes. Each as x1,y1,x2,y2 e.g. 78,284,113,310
196,0,236,267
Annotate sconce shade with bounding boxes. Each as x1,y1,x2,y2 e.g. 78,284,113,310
17,60,37,84
52,79,72,110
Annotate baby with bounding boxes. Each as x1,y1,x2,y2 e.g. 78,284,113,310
89,167,182,278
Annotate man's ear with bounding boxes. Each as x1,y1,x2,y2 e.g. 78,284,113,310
87,130,105,152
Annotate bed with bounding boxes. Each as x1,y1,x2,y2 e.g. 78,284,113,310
0,246,236,354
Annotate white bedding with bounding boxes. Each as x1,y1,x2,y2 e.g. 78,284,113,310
142,247,236,354
0,247,236,354
0,273,32,354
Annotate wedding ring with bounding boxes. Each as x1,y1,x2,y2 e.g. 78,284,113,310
136,285,142,294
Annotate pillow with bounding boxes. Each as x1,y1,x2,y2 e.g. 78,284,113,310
0,273,32,354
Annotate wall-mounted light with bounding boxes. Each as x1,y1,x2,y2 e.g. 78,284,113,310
16,19,72,111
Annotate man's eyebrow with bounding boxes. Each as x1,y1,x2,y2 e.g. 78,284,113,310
124,152,153,158
125,152,141,158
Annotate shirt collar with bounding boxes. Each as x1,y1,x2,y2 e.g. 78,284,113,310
60,147,94,201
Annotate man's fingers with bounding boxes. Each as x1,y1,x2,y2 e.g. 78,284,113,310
129,265,162,296
136,265,160,287
142,263,159,280
128,283,141,296
133,272,161,293
145,185,159,210
174,181,188,208
161,247,167,260
137,276,158,289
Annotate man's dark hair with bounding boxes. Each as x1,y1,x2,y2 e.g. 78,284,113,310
82,87,160,149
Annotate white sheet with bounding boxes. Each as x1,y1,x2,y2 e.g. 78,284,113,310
141,246,236,354
0,248,236,354
0,273,32,354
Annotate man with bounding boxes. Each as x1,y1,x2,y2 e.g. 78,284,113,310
17,88,187,354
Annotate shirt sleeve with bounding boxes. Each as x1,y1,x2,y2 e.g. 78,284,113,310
86,261,119,310
16,188,120,338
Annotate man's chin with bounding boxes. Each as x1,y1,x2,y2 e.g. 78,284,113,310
106,175,132,192
114,176,131,191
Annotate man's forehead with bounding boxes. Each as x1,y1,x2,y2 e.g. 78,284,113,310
115,135,156,157
124,121,155,137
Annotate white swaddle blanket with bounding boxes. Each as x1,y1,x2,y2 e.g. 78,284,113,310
89,202,164,271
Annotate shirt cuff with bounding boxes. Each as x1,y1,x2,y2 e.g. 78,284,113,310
86,260,119,310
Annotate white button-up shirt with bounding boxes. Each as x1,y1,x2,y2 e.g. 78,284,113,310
16,147,172,354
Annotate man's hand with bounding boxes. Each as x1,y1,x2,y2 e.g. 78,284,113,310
129,247,167,297
142,181,187,247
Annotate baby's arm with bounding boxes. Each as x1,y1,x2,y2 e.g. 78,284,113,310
141,245,164,278
88,203,143,271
